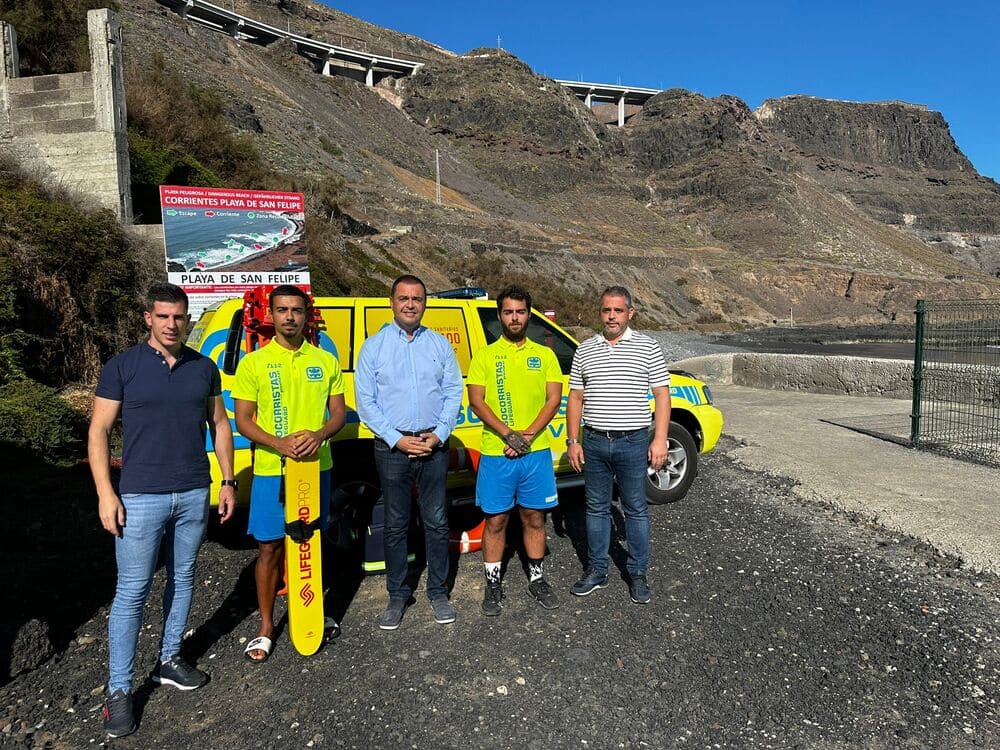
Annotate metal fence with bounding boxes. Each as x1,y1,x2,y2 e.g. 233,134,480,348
910,299,1000,465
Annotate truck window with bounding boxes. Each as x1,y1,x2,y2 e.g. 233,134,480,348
477,309,578,375
316,306,354,371
363,306,473,374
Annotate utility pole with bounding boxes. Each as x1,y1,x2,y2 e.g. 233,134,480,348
497,34,501,50
435,149,441,205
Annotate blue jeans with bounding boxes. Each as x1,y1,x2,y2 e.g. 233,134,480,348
374,441,450,601
108,487,209,693
583,429,650,577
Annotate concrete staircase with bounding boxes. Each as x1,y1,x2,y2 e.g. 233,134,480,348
7,72,96,136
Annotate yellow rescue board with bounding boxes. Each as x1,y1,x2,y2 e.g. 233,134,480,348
284,456,324,656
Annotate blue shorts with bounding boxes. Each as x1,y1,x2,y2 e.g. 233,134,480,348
475,450,558,515
247,469,331,542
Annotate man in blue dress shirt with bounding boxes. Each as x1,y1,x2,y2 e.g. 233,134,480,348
355,274,464,630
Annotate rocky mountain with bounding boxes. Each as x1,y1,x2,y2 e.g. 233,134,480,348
116,0,1000,327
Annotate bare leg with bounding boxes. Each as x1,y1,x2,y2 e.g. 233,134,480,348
250,540,283,660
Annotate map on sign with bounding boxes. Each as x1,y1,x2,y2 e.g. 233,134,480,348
159,185,309,317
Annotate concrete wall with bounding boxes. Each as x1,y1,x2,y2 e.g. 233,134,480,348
0,10,131,222
672,353,915,399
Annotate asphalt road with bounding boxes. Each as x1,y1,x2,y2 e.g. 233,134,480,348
4,438,999,749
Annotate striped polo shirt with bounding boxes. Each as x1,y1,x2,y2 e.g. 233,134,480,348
568,327,670,430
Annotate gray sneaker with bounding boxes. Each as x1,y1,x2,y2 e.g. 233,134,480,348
527,577,560,609
378,598,407,630
152,656,208,691
571,568,609,596
430,597,456,624
102,689,136,738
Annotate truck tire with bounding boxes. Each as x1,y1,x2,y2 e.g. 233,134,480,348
646,422,698,505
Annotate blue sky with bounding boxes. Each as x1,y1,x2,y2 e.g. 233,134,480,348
328,0,999,180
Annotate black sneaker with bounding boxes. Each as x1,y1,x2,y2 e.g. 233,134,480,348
629,575,652,604
481,581,503,616
571,568,609,596
527,578,560,609
152,656,209,691
378,598,407,631
103,689,136,738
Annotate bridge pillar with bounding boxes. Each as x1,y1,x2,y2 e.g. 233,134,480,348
179,0,194,19
365,61,374,87
322,57,332,76
617,94,625,127
584,89,593,108
224,19,243,38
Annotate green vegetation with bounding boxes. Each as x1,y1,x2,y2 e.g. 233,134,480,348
0,0,115,75
126,54,269,219
0,157,152,464
0,381,88,467
319,136,343,158
0,158,151,388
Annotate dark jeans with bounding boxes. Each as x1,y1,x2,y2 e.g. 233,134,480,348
374,440,450,601
583,428,650,577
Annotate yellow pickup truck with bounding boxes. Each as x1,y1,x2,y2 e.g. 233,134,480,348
189,292,723,513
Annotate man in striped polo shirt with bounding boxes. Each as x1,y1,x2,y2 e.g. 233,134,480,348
566,286,671,604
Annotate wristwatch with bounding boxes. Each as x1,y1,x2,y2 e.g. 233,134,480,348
221,479,238,489
566,438,580,445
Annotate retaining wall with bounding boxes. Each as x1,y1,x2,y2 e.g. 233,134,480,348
671,353,914,399
0,10,131,221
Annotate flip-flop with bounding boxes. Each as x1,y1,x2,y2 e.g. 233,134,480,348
243,635,273,662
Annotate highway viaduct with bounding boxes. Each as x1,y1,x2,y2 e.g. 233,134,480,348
157,0,659,125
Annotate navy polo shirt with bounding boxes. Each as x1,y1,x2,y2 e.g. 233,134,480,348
96,342,221,494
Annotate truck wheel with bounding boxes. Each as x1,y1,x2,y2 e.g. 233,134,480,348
646,422,698,505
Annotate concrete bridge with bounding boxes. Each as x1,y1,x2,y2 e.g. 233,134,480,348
158,0,661,124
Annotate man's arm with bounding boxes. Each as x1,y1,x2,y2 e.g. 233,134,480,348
209,395,237,523
566,388,585,473
233,399,303,458
649,385,671,471
354,340,404,449
89,396,125,536
430,341,464,446
518,381,563,447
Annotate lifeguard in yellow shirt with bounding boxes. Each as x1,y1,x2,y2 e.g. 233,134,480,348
467,285,563,616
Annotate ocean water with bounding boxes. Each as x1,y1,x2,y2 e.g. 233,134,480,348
162,210,302,271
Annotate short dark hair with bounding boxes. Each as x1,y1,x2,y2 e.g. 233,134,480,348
601,285,633,308
390,274,426,298
496,285,532,313
145,282,188,313
268,285,310,309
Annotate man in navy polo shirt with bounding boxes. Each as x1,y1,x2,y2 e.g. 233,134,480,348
88,283,236,738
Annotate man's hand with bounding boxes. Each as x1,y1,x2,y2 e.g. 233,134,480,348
289,430,324,458
98,491,126,537
648,439,668,472
218,485,236,524
503,431,531,455
274,434,305,458
395,435,434,457
567,442,585,473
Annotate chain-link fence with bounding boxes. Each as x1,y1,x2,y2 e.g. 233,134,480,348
910,299,1000,464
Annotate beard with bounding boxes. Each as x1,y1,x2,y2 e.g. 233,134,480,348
501,322,528,342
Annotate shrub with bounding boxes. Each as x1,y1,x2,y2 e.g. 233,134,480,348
0,157,151,387
0,0,116,75
0,381,88,467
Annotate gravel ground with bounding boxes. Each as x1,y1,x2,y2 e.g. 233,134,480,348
4,441,1000,749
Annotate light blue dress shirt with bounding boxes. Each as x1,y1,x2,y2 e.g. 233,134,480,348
354,321,464,448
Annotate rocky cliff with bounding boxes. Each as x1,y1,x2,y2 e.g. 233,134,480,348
88,2,1000,326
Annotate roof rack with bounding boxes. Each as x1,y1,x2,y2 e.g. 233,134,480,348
428,287,489,300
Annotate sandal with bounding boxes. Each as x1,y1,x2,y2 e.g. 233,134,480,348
243,635,273,662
